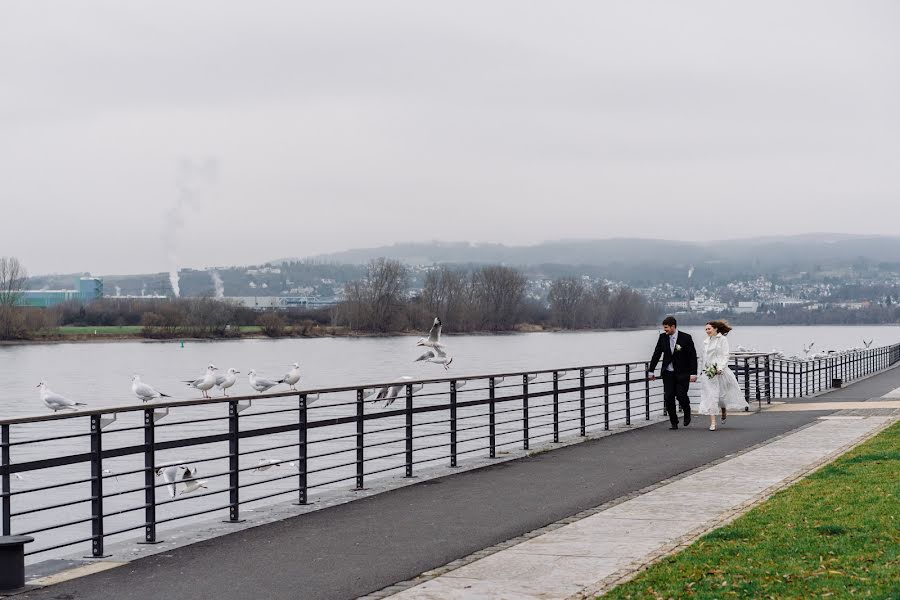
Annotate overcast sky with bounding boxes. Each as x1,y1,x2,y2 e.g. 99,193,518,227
2,1,898,276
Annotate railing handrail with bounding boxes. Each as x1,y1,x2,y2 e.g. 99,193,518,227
0,355,771,426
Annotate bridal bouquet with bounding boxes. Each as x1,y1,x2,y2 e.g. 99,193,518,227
704,363,720,379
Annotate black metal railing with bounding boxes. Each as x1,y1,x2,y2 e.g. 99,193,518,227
1,345,897,560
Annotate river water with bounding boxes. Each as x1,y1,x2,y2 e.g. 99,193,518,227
1,325,896,562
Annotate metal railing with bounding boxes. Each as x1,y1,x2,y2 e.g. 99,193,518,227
1,345,896,560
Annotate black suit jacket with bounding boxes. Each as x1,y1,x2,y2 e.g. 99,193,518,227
649,331,698,376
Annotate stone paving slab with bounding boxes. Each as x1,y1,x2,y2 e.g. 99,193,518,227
387,415,895,600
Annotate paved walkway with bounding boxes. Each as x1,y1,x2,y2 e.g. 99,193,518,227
15,366,900,600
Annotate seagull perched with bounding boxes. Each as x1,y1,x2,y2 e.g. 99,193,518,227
214,368,240,396
132,375,170,402
248,370,284,393
416,317,444,349
184,365,218,398
415,346,453,370
282,363,301,391
37,382,86,412
179,466,208,495
375,376,414,407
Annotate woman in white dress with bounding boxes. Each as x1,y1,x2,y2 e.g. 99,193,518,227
698,320,748,431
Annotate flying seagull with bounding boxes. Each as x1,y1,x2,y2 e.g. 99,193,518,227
416,317,444,349
214,368,240,396
132,375,170,402
863,339,874,348
37,382,86,412
185,365,218,398
415,346,453,370
282,363,301,391
375,376,414,407
155,462,189,498
248,370,284,393
179,466,208,495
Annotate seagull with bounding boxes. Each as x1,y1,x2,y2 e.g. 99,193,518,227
248,370,284,393
179,466,208,495
214,368,240,396
254,457,295,471
132,375,170,402
37,382,86,412
282,363,301,391
375,376,414,407
184,365,218,398
102,468,119,482
155,462,188,498
863,339,874,348
416,317,444,349
415,346,453,370
802,342,815,356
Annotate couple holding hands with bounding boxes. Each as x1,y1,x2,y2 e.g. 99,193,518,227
649,316,747,431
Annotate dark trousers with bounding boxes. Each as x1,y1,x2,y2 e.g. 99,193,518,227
662,371,691,426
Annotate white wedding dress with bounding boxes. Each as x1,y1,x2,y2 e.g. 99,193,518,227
698,333,747,415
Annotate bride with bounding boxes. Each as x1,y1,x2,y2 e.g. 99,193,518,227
698,320,748,430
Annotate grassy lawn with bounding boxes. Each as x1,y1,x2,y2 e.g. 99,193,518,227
603,421,900,600
54,325,144,335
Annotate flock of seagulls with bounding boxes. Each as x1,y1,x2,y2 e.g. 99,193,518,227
735,339,877,361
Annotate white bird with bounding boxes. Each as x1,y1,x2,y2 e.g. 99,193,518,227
282,363,301,391
214,368,240,396
37,382,86,412
863,339,874,348
416,317,444,349
415,346,453,370
155,462,187,498
179,466,208,495
102,468,119,482
802,342,815,356
248,370,284,393
254,457,295,471
375,376,414,407
184,365,218,398
132,375,170,402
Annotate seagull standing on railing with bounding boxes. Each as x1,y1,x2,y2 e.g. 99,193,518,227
282,362,301,391
215,368,240,396
185,365,218,398
248,369,284,393
37,381,86,412
132,375,170,402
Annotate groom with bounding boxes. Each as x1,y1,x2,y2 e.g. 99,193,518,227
649,316,698,430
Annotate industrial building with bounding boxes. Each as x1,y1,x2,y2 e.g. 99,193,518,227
18,277,104,308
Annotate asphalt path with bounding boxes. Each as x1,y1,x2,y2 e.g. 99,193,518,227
19,368,898,600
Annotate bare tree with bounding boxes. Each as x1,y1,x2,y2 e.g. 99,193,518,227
0,256,27,339
548,277,586,328
421,266,470,328
339,258,410,332
471,266,526,330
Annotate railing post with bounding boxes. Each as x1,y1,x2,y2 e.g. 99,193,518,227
1,424,10,536
579,369,586,436
89,414,108,557
227,401,243,521
552,371,559,443
764,356,772,404
142,409,158,543
404,385,414,477
521,374,530,451
798,361,803,397
356,389,364,489
603,366,610,430
450,380,458,467
754,356,761,408
489,377,496,458
297,394,308,503
644,362,651,420
624,365,631,425
743,358,751,410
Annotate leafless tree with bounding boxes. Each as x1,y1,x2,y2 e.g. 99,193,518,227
471,266,526,330
548,277,586,328
0,256,27,339
421,266,471,329
340,258,410,332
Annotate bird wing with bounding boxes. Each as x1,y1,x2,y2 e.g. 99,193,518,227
433,346,448,358
214,375,227,386
375,386,388,400
415,350,435,362
135,382,158,398
427,318,442,344
46,391,74,406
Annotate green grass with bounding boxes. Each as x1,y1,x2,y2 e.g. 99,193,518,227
602,421,900,600
54,325,144,335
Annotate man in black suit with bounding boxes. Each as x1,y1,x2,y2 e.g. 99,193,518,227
649,315,698,429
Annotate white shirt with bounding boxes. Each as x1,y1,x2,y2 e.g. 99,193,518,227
667,333,677,371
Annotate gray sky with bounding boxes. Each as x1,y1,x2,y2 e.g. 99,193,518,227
2,1,898,276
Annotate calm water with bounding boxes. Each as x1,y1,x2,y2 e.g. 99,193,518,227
1,325,896,562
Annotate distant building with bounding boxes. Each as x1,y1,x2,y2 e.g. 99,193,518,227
734,301,759,314
18,277,103,308
227,296,338,310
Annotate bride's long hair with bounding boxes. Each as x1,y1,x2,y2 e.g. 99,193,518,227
706,320,733,335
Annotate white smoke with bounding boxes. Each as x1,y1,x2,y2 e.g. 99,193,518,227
211,271,225,299
162,158,219,297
